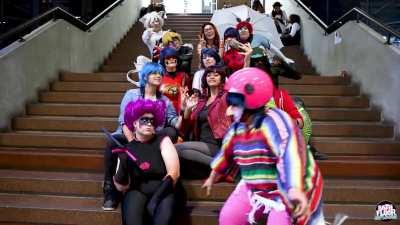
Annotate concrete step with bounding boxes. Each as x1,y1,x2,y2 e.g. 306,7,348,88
27,103,119,117
0,193,397,225
12,115,392,137
0,142,399,177
0,132,105,149
308,107,380,121
0,169,399,204
60,71,349,85
312,121,393,138
26,103,379,122
0,147,103,172
0,193,119,225
39,91,370,108
60,72,138,82
12,116,117,132
39,91,124,104
312,137,400,156
50,81,360,96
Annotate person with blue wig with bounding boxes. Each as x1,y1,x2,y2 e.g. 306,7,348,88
102,62,182,211
192,48,222,94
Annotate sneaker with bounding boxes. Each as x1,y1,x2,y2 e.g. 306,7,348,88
309,145,329,160
102,181,119,211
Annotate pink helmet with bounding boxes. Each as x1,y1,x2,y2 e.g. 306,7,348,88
225,67,273,109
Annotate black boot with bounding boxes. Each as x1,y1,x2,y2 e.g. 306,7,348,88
102,179,120,211
309,144,329,160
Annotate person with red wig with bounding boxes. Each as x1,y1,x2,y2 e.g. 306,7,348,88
112,98,183,225
236,20,294,65
222,27,253,75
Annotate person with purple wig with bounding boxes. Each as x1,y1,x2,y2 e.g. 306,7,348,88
113,98,182,225
102,62,182,211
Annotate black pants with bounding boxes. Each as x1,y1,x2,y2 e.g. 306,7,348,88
103,127,179,183
122,189,175,225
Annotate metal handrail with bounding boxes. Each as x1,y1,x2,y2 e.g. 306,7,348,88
0,0,124,48
292,0,400,44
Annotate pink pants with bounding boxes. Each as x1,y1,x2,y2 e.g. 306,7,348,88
219,181,291,225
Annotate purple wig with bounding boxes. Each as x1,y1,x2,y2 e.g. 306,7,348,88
124,99,166,132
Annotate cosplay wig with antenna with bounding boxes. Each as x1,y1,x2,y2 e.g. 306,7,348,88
140,11,164,29
124,99,166,132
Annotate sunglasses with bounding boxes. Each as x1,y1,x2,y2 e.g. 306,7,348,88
138,117,155,126
226,92,245,107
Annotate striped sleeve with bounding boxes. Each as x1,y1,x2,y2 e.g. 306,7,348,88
210,124,236,174
261,109,304,191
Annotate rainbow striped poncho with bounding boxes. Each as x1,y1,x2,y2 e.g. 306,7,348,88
211,108,324,225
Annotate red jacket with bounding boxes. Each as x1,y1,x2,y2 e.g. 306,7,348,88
273,87,303,122
183,91,232,141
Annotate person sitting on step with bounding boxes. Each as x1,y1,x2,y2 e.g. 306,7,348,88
176,65,232,177
113,98,183,225
162,31,193,75
197,22,224,58
102,62,181,211
281,14,301,46
192,48,223,95
222,27,253,75
159,47,191,115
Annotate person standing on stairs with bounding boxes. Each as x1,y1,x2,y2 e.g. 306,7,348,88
271,1,288,34
113,98,183,225
102,62,182,211
140,11,166,57
252,56,326,160
202,68,325,225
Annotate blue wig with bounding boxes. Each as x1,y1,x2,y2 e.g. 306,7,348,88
223,27,239,40
159,47,179,68
139,62,164,89
200,48,221,68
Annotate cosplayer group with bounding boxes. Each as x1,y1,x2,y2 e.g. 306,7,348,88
103,3,326,225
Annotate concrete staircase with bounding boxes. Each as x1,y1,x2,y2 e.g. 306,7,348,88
0,14,399,225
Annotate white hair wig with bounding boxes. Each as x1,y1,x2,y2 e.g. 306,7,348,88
139,11,164,29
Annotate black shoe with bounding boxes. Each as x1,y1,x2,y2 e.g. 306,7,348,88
102,180,119,211
309,145,329,160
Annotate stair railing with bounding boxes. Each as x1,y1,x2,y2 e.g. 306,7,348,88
292,0,400,44
0,0,124,49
